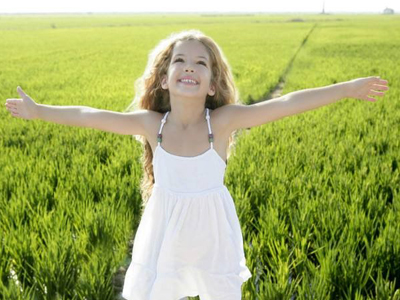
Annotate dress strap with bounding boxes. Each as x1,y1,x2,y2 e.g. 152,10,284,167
205,108,214,149
157,109,213,148
157,111,169,146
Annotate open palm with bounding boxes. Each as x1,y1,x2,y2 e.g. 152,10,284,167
5,86,38,120
347,76,389,102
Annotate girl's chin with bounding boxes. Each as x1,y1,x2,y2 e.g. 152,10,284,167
177,82,200,87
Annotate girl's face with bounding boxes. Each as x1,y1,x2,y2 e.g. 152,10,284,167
161,40,215,100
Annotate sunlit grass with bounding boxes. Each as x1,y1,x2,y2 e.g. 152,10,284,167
1,13,399,299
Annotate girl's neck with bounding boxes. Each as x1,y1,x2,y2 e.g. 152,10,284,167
168,106,206,130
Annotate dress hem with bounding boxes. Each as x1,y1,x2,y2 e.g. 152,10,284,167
122,262,251,300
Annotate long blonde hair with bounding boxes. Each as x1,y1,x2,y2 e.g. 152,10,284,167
124,29,242,212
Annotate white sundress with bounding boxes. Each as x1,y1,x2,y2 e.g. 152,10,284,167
122,108,252,300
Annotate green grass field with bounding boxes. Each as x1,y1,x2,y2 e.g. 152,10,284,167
1,13,399,299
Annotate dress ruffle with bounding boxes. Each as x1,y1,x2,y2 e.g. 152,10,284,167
122,262,251,300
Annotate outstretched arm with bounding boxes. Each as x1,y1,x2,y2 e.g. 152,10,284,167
5,86,150,136
282,76,389,114
222,76,389,132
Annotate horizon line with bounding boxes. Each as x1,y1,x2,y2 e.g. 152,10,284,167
0,11,396,15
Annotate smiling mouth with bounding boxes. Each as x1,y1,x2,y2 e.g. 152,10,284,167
178,79,199,85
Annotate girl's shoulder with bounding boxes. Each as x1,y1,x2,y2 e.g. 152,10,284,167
141,109,164,134
211,105,239,136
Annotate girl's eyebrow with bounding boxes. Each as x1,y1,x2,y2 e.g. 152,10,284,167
173,54,208,61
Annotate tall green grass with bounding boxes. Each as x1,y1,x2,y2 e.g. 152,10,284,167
227,16,399,299
1,13,398,299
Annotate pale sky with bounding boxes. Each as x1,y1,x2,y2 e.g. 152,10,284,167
0,0,398,14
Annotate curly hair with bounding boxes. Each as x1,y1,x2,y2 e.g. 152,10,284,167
124,29,242,212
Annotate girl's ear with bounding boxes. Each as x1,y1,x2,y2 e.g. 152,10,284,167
161,75,168,90
208,83,216,96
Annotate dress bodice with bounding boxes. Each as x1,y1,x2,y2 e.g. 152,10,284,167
152,108,227,193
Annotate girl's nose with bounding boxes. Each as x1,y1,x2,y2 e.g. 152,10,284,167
184,63,195,72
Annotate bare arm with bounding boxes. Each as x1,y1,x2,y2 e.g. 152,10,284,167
221,76,389,132
278,81,349,117
80,108,150,136
5,86,150,136
36,103,88,127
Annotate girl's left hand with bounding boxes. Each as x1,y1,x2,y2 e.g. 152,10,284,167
346,76,389,102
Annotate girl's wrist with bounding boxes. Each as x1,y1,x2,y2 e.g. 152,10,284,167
33,103,40,119
341,81,353,99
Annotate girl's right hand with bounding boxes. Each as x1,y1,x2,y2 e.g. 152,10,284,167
5,86,39,120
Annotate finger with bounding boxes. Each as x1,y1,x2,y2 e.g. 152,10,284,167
378,79,388,85
368,80,388,87
6,99,17,105
369,85,389,92
371,77,388,84
369,90,385,96
7,106,18,112
17,86,26,98
369,78,387,86
364,96,376,102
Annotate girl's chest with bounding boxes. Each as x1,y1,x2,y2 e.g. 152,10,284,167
147,112,230,162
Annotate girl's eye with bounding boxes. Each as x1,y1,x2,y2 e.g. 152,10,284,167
174,58,207,66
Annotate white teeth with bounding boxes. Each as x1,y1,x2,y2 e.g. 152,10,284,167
180,79,197,84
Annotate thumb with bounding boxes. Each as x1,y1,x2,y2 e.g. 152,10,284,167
17,86,27,98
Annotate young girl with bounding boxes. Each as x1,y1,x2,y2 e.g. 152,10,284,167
5,29,389,300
